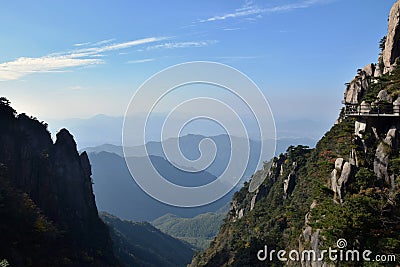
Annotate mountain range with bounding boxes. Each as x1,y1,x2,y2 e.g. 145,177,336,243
47,114,318,151
88,150,232,221
86,132,316,222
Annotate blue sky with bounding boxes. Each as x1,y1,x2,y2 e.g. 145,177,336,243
0,0,396,131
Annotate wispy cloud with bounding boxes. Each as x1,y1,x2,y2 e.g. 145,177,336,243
223,27,243,31
213,55,264,63
199,0,328,23
127,58,155,64
146,40,217,50
92,38,115,46
96,38,168,52
215,55,263,60
70,37,169,56
72,38,115,47
0,56,102,81
0,37,167,81
67,85,85,90
73,42,91,47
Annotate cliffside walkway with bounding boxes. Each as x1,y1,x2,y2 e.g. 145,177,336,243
344,103,400,117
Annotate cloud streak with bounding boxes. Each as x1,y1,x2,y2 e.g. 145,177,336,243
0,56,102,81
0,37,167,81
72,38,116,47
199,0,328,23
73,42,91,47
146,40,217,50
127,58,155,64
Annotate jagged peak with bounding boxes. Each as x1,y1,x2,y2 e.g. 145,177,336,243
54,128,79,156
80,151,92,177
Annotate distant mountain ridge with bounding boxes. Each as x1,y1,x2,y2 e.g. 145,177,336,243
48,113,320,150
152,212,226,250
101,212,194,267
89,151,232,221
83,134,316,159
87,133,316,221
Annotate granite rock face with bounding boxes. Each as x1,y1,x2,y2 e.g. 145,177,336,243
0,102,117,266
283,162,297,199
383,0,400,74
331,159,353,203
344,69,371,104
374,126,397,186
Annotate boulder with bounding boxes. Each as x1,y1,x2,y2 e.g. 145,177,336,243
229,200,243,222
385,126,397,145
374,142,390,182
338,162,352,186
374,126,397,184
355,120,367,138
330,159,354,203
377,89,393,102
334,158,344,170
331,169,338,194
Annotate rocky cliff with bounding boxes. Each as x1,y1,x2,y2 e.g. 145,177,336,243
191,1,400,266
0,98,118,267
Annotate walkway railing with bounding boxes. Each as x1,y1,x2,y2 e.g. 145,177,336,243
344,103,400,117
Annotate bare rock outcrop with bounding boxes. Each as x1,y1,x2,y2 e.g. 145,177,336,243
283,172,296,199
250,155,286,211
250,184,268,211
362,63,375,77
0,105,117,266
283,161,297,199
229,199,244,221
344,69,371,104
344,63,378,104
331,159,353,203
374,126,397,185
300,201,333,267
377,89,393,102
383,0,400,74
355,120,367,138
